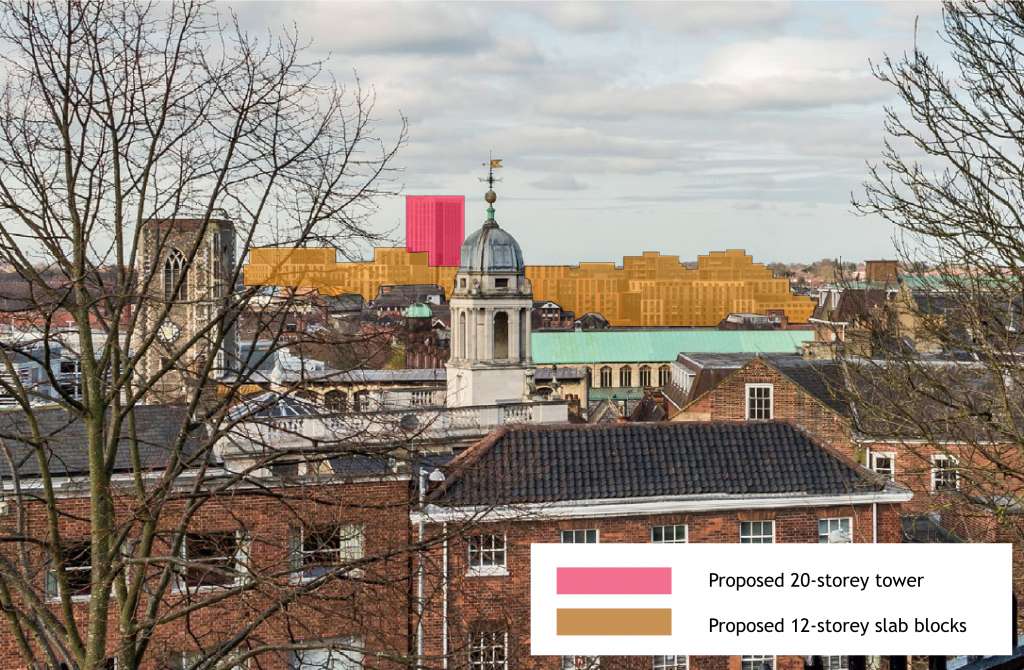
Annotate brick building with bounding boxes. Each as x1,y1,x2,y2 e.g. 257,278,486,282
669,354,1024,609
417,421,909,670
671,354,1008,512
0,404,414,669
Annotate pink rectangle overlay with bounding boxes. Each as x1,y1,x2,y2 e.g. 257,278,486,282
556,567,672,595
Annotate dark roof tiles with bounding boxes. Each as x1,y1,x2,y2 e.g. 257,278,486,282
0,405,205,478
432,421,883,507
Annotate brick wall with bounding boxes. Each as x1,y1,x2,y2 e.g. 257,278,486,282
674,359,855,462
422,503,902,670
0,478,413,669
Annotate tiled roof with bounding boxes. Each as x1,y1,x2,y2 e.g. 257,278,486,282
430,421,884,507
676,352,757,371
531,330,813,364
765,355,849,415
812,288,890,323
901,514,961,543
0,405,206,478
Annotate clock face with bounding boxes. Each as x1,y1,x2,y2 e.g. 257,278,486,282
157,321,181,345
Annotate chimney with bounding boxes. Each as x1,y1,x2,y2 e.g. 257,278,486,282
865,260,899,284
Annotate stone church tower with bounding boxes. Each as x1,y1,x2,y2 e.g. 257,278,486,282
135,215,237,403
446,187,535,407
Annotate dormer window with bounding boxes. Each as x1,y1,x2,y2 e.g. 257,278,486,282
495,278,508,289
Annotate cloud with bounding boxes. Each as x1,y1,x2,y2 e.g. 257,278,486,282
538,76,887,118
522,1,793,34
231,2,491,55
523,2,620,33
632,2,793,33
537,37,889,118
222,1,936,262
529,175,589,191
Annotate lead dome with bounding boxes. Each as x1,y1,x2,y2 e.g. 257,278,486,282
458,222,525,274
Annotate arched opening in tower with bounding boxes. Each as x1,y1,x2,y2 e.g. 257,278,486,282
493,311,509,359
458,311,467,359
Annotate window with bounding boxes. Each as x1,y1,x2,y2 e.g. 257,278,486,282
164,651,248,670
293,525,364,581
272,461,301,480
651,524,687,543
653,657,687,670
639,365,652,387
560,529,598,544
46,541,91,599
469,631,507,670
818,518,852,544
163,248,188,302
658,365,671,387
180,531,249,589
562,657,600,670
163,652,202,670
824,657,848,670
740,521,774,544
932,454,960,491
619,367,632,387
468,534,507,575
745,384,773,420
290,640,362,670
325,390,348,412
741,657,774,670
353,390,370,412
458,311,467,359
58,358,82,399
493,311,509,359
494,278,509,289
598,366,612,388
870,452,895,480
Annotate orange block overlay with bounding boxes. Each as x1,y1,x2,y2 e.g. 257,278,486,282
243,247,815,327
556,608,672,636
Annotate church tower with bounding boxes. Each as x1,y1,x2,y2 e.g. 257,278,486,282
135,215,238,403
446,170,534,407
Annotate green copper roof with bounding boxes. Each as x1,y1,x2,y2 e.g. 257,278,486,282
403,302,433,318
531,329,814,364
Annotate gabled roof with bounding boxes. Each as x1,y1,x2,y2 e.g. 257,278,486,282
764,355,849,415
0,405,206,478
430,421,888,507
679,354,850,418
812,288,889,323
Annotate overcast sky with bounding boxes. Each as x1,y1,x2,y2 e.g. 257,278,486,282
232,1,947,265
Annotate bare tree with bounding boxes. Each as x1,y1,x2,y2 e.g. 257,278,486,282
840,1,1024,551
0,2,499,669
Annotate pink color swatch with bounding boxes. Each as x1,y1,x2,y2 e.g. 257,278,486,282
405,195,465,267
556,567,672,595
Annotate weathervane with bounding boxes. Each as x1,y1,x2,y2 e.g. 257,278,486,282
480,152,502,222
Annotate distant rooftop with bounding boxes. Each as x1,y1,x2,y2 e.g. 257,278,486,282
531,329,814,364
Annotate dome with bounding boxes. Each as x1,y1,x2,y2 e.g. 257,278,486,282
458,221,525,273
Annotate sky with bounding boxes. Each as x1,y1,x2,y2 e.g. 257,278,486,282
231,1,948,265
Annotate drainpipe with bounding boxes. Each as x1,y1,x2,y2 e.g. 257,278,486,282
417,468,426,669
872,503,878,544
442,521,449,670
